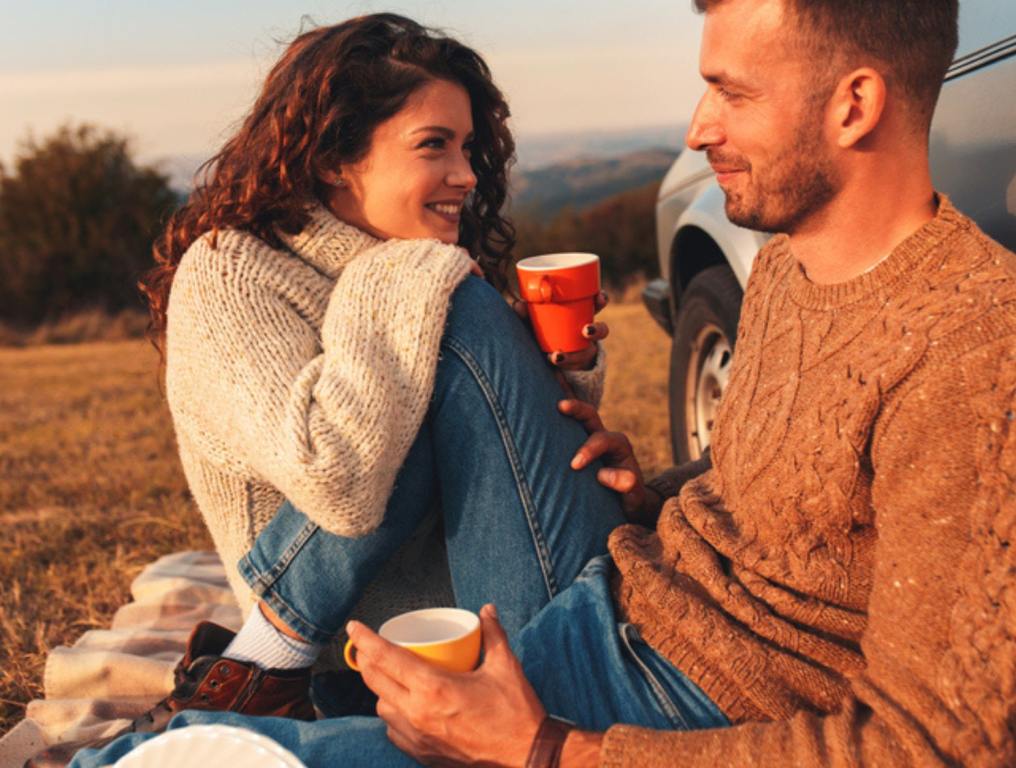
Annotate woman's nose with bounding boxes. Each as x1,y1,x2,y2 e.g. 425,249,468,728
448,154,477,191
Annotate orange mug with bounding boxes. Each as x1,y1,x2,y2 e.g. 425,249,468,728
344,607,481,674
516,253,601,353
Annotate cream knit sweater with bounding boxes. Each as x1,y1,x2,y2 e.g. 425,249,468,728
165,202,605,627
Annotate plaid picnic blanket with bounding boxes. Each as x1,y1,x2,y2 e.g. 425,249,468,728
0,551,243,767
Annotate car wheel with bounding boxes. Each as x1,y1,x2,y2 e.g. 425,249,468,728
669,264,743,464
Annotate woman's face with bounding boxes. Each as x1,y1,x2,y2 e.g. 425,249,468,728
325,78,478,243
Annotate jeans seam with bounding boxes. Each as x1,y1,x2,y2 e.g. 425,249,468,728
250,517,320,586
618,623,689,730
237,554,335,644
442,335,559,600
237,518,336,644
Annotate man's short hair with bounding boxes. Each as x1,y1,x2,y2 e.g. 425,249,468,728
693,0,959,129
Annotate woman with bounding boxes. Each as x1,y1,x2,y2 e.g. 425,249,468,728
153,10,618,646
36,13,631,768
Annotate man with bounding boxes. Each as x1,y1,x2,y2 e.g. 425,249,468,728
70,0,1015,766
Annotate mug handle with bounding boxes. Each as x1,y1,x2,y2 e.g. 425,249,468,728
523,275,554,303
343,638,360,672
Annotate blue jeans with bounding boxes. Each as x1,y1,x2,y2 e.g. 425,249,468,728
70,278,728,767
71,560,728,768
237,276,626,640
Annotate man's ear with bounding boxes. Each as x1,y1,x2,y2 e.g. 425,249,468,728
829,67,887,149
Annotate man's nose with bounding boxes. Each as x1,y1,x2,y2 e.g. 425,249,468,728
686,92,724,152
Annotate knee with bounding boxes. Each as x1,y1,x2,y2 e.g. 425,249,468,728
452,274,510,312
445,275,524,342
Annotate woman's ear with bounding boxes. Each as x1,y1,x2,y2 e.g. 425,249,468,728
318,168,346,188
830,67,887,149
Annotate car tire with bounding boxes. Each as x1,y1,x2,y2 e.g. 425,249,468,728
669,264,743,464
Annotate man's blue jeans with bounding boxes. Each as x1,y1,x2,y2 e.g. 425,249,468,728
70,278,727,767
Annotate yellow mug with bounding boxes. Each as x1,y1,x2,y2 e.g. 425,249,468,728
344,607,481,673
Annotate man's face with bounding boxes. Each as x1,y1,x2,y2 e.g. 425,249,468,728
686,0,839,234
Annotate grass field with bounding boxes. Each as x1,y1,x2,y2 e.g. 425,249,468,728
0,300,673,735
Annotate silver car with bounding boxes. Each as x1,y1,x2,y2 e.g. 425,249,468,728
644,2,1016,463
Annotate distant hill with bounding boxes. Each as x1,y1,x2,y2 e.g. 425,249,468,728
155,153,210,193
510,147,679,222
157,125,685,196
514,125,684,169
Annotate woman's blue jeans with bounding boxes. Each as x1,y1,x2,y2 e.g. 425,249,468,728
238,275,626,640
69,277,728,768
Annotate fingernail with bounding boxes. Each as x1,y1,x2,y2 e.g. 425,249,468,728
552,352,565,364
346,621,359,634
584,325,595,336
571,454,583,469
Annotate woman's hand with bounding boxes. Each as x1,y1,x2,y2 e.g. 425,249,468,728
512,291,610,371
348,604,548,768
559,399,661,524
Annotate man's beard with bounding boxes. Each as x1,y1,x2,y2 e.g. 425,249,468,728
714,117,838,234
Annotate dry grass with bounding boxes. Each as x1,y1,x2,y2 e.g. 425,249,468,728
0,308,149,348
0,341,212,734
598,302,674,477
0,301,672,735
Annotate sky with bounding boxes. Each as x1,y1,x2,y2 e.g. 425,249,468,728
0,0,705,170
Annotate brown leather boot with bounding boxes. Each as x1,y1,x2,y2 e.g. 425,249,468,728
25,621,315,767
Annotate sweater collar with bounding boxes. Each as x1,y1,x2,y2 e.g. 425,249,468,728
784,193,965,310
277,201,381,279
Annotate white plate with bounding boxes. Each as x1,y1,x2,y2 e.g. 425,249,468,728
113,724,307,768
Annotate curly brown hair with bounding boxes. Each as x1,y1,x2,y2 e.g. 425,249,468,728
140,13,516,354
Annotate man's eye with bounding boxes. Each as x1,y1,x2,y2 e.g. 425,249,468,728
718,87,741,102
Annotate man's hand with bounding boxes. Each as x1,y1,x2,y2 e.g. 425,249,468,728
559,399,661,524
347,604,547,768
512,291,610,372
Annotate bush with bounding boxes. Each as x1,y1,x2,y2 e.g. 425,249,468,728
513,181,660,290
0,308,149,347
0,124,177,326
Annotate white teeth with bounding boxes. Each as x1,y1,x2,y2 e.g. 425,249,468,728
429,203,460,215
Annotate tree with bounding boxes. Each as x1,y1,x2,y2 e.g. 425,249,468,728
0,124,176,325
512,181,661,290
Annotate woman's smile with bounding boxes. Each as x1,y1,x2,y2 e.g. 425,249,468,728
425,200,464,224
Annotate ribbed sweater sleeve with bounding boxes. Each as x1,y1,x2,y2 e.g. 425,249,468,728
560,342,608,407
600,328,1016,767
166,232,473,538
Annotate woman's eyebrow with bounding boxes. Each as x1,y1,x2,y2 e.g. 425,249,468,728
408,126,475,143
410,126,455,137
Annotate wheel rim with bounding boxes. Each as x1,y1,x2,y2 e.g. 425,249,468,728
683,323,732,460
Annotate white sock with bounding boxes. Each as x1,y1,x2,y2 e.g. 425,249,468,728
222,604,322,670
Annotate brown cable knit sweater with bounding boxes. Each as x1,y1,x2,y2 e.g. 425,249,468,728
602,197,1016,767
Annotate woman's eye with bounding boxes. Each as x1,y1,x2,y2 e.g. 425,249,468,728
418,137,446,150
